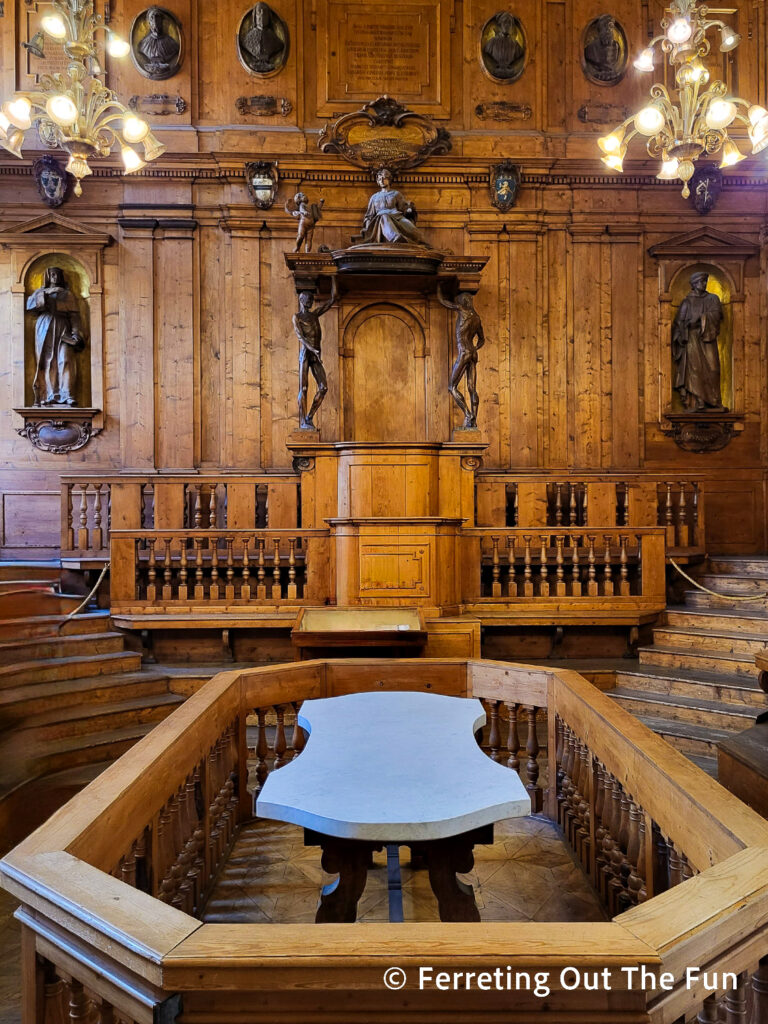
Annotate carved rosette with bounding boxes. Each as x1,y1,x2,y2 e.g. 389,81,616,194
461,456,482,471
292,456,315,473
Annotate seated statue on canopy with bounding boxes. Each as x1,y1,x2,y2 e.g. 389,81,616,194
355,168,429,247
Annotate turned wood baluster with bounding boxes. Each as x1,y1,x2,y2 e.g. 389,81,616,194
616,791,632,906
559,729,575,831
626,799,643,905
506,537,516,596
272,538,282,600
189,484,200,529
619,535,630,596
274,705,288,768
490,536,501,597
255,708,269,791
77,484,89,551
291,701,306,755
693,481,700,537
525,705,542,811
146,537,157,602
575,745,591,867
568,738,585,849
603,535,614,596
696,994,720,1024
668,840,683,887
506,702,520,771
487,700,502,762
92,484,103,551
66,484,75,549
538,535,549,597
209,540,220,600
571,536,582,596
751,957,768,1023
599,773,617,904
594,765,607,874
555,483,563,526
665,482,674,527
209,484,218,528
569,484,577,526
722,972,749,1023
636,816,648,903
156,801,173,900
178,541,188,601
135,829,150,894
677,481,687,538
523,536,534,596
587,535,598,596
194,536,205,599
554,718,566,817
582,484,588,526
162,538,173,600
239,539,250,600
225,536,235,600
287,538,297,599
68,978,91,1022
555,535,566,596
606,781,625,911
621,482,630,526
257,538,266,599
651,822,670,893
120,840,137,887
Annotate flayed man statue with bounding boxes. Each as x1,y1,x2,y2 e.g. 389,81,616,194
672,271,726,412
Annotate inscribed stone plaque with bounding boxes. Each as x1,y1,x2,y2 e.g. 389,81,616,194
318,0,449,117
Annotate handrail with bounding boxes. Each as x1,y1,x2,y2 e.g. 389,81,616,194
2,659,767,1022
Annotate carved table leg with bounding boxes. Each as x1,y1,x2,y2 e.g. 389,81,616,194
421,834,481,923
315,838,373,923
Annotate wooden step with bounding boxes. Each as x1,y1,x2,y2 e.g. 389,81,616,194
683,589,768,611
686,753,718,779
708,556,768,576
609,687,757,733
0,561,61,582
633,714,734,758
0,650,142,690
0,611,111,641
696,574,768,596
0,592,84,618
651,625,768,657
30,723,158,786
0,670,171,721
615,665,767,708
637,644,759,679
20,691,184,742
0,631,126,665
664,606,768,632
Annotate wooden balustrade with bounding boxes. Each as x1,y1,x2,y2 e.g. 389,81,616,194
109,529,331,611
462,527,667,611
3,658,768,1023
60,475,301,561
476,475,706,553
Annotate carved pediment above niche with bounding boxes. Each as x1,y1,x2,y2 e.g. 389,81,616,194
648,227,759,297
0,212,112,290
318,95,451,173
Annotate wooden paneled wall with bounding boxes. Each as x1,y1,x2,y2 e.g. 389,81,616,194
1,1,767,555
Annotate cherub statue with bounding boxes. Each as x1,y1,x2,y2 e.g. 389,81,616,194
293,278,338,429
285,192,325,253
437,284,486,429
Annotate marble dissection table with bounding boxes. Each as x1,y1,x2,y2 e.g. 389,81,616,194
256,690,531,922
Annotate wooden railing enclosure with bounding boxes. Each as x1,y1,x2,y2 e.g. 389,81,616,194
60,474,301,561
2,658,768,1023
110,529,332,611
476,475,705,553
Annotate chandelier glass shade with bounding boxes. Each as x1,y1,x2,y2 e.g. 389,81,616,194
0,0,165,196
598,0,763,196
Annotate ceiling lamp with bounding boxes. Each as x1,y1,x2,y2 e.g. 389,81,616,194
597,0,756,197
0,0,165,196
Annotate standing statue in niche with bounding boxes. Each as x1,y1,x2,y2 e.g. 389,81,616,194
294,278,338,429
438,284,486,429
285,191,324,252
27,266,86,407
672,271,726,411
355,168,428,247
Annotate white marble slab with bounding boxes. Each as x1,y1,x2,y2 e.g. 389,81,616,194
256,690,531,841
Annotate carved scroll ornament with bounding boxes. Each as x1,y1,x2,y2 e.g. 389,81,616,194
318,95,451,173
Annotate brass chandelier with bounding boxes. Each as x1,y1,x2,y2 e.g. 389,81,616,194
0,0,165,196
598,0,768,196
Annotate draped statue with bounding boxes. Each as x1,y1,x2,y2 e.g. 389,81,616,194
27,266,86,407
356,169,428,247
672,272,726,411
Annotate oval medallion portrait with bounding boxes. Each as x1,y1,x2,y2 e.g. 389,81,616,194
581,14,628,86
479,11,527,84
130,6,183,80
236,3,289,77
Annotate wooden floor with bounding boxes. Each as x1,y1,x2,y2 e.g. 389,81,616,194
203,815,607,925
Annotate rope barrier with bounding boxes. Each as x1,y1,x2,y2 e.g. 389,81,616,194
56,562,111,629
669,558,768,601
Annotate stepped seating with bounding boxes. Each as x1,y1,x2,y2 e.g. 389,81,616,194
0,592,185,853
606,555,768,776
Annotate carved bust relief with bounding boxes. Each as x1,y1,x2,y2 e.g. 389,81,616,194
480,12,527,84
237,3,289,77
131,6,183,80
32,155,70,208
581,14,627,86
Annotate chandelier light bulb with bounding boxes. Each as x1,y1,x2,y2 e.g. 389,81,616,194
1,128,25,159
719,139,746,168
749,109,768,153
686,62,707,83
141,132,166,162
46,94,78,127
107,34,131,58
667,18,692,44
122,115,150,143
657,157,680,180
0,110,9,138
633,48,655,72
635,104,665,136
705,99,737,131
121,145,146,173
719,26,741,52
3,97,32,130
748,105,768,127
597,129,625,155
40,14,67,39
601,151,625,172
